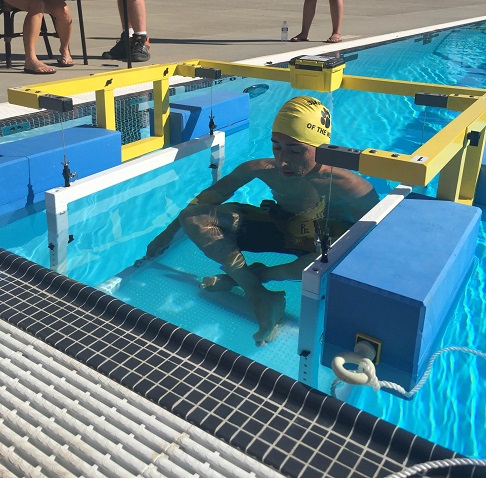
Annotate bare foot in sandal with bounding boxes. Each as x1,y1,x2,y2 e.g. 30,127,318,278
57,52,75,67
23,59,56,74
325,33,341,43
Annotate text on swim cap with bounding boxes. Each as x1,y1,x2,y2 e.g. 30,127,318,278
306,123,331,137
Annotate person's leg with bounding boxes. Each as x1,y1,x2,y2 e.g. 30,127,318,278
105,0,149,61
116,0,132,31
327,0,343,42
179,203,286,345
126,0,146,33
6,0,56,73
291,0,317,41
102,0,132,60
127,0,150,62
43,0,74,65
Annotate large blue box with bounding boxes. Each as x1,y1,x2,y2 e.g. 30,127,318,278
0,126,121,216
322,195,481,391
150,91,249,144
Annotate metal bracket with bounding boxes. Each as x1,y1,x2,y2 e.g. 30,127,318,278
38,94,74,112
414,92,448,108
315,144,362,170
467,130,481,147
194,67,222,80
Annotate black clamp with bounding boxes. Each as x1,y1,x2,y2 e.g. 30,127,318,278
194,67,222,80
62,160,77,187
414,92,448,108
39,94,74,113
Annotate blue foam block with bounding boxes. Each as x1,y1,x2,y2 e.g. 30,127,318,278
150,91,249,144
0,126,121,213
322,195,481,390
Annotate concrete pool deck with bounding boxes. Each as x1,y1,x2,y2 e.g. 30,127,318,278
0,0,486,104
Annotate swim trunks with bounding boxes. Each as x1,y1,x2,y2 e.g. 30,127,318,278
234,200,329,256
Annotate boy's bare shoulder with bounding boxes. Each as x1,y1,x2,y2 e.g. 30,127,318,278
238,158,277,174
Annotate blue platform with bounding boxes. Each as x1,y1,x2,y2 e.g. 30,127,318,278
322,195,481,391
0,126,121,220
150,91,249,144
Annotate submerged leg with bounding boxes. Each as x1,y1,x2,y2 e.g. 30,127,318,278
179,204,286,345
222,264,286,346
200,262,267,291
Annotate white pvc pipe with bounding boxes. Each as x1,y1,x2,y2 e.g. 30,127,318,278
45,131,225,273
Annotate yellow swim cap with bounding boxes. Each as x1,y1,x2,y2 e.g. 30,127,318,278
272,96,331,147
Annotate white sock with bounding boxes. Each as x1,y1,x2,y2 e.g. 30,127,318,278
134,31,147,36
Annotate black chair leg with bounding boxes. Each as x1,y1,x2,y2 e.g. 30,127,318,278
3,7,14,68
5,39,12,68
40,17,54,59
76,0,88,65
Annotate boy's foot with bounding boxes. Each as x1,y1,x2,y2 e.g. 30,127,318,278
130,34,150,62
102,32,128,60
251,290,286,346
200,263,267,292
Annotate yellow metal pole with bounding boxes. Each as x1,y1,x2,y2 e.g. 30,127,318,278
152,78,170,143
195,60,291,83
341,75,486,98
436,147,467,202
95,89,116,131
122,136,165,162
458,126,486,204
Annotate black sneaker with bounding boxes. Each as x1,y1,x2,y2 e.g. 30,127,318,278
102,33,128,60
130,34,150,62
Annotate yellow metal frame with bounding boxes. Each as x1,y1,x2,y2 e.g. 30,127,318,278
7,58,486,203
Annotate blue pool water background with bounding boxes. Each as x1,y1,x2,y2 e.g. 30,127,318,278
1,21,485,457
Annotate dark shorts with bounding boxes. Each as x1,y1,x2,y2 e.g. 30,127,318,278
234,202,317,256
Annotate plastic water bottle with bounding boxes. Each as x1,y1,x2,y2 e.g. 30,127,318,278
281,21,288,41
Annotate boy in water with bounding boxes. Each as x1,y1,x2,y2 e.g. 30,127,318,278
144,96,379,346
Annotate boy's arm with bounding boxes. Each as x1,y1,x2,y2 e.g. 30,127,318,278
143,161,261,259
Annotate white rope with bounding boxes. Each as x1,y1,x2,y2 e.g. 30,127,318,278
384,457,486,478
331,346,486,399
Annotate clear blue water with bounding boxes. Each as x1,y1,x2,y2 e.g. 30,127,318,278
1,21,485,457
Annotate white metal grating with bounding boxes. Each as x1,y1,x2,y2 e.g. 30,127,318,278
0,319,285,478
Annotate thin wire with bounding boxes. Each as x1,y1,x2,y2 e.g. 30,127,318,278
210,79,213,119
60,112,67,164
420,108,427,146
324,167,334,232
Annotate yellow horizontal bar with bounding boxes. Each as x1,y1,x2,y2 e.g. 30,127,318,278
411,96,486,184
359,149,428,185
341,75,486,98
446,94,483,112
7,87,44,110
196,60,291,83
8,63,179,109
122,136,165,162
